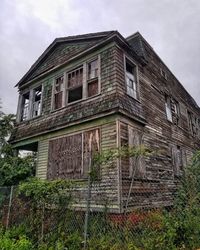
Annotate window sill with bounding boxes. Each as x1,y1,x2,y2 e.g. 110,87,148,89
126,93,141,104
51,93,101,113
17,114,42,124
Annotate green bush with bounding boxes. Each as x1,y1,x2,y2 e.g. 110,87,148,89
0,227,33,250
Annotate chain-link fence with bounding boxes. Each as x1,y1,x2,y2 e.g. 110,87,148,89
1,168,200,250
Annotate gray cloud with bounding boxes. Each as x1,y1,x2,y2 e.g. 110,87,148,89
0,0,200,113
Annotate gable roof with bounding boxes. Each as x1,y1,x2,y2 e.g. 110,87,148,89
16,31,116,87
126,31,148,60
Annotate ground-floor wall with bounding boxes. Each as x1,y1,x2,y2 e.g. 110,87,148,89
13,115,121,213
12,114,198,213
117,115,196,212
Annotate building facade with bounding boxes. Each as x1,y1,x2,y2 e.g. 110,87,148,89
10,31,200,213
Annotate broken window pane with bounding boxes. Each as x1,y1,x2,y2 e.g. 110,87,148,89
88,59,98,80
32,86,42,117
67,67,83,103
68,67,83,88
165,95,173,122
21,92,30,121
126,61,137,99
54,76,64,109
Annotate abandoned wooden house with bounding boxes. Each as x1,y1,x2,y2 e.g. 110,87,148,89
10,31,200,213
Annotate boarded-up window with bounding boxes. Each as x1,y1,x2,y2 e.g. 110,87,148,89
47,129,100,180
83,129,100,178
54,76,64,110
171,145,186,177
187,111,199,136
128,126,145,179
88,80,98,97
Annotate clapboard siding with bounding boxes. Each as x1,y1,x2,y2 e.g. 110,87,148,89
35,117,120,211
36,139,49,179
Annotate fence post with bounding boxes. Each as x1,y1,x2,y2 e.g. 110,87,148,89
6,185,13,230
83,136,93,249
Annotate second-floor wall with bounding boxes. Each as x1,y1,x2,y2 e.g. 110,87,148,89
12,32,200,148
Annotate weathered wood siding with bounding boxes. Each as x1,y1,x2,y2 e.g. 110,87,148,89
11,32,200,212
114,41,200,210
36,117,120,212
36,139,48,179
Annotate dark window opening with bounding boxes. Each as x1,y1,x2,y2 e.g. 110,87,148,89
67,67,83,103
68,86,82,103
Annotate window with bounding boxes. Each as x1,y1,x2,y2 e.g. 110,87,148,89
165,95,180,124
87,59,99,97
171,99,180,125
171,145,186,177
67,67,83,103
32,86,42,118
19,85,43,122
21,92,30,121
165,95,173,122
52,57,100,108
47,128,100,180
160,68,168,80
187,111,199,136
128,126,145,179
125,59,138,99
54,76,64,109
88,59,98,80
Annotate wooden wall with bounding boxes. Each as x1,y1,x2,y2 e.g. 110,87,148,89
36,117,121,212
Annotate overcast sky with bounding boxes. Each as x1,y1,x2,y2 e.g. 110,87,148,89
0,0,200,114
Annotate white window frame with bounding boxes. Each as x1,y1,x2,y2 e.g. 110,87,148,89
124,55,139,100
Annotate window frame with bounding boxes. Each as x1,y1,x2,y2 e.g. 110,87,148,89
32,85,42,118
51,55,101,110
165,95,173,122
171,145,186,177
47,127,101,180
18,83,43,122
124,55,139,101
66,66,84,104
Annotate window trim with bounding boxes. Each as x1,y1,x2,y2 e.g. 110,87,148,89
124,54,140,101
47,127,101,180
51,55,101,110
165,95,173,122
18,83,43,122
